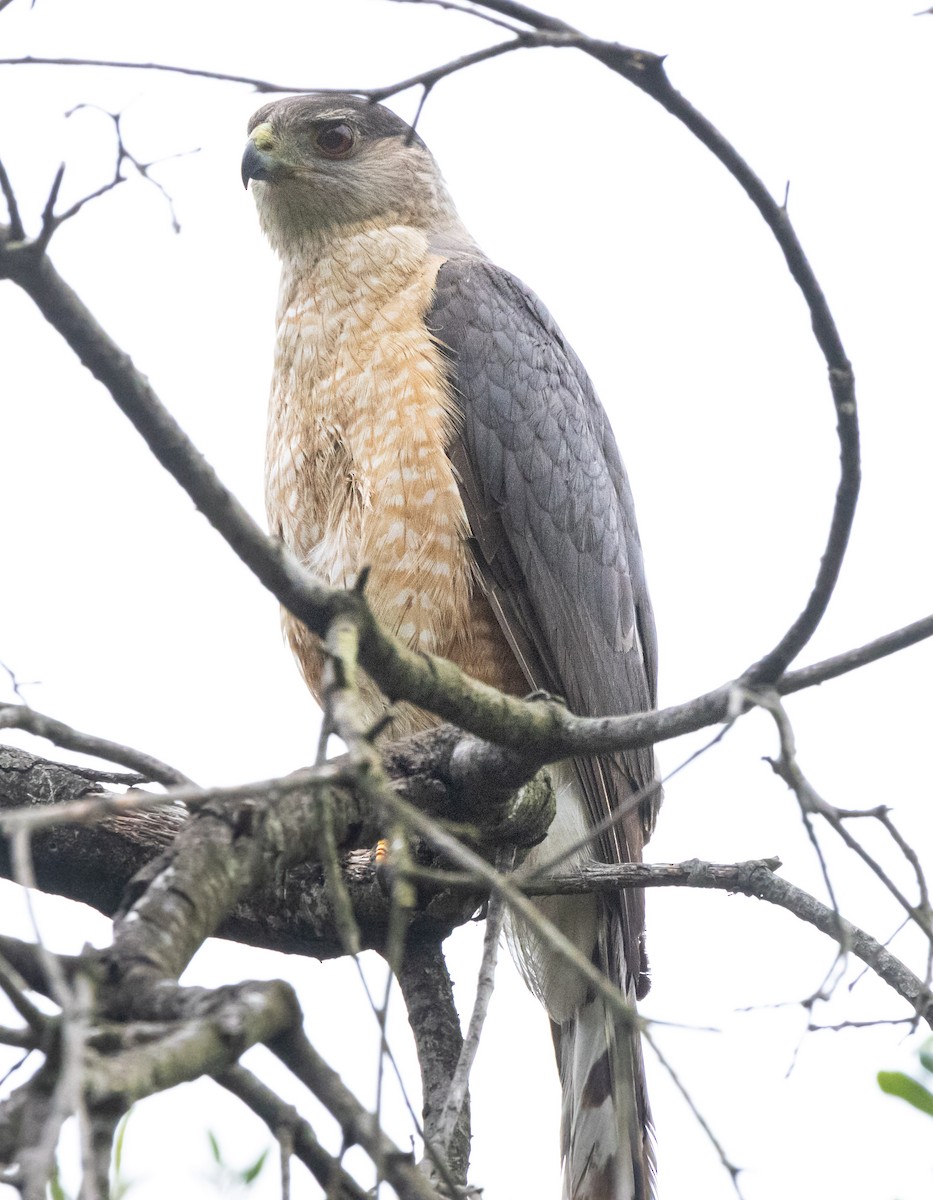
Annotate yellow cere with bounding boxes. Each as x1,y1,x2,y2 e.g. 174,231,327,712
250,123,277,152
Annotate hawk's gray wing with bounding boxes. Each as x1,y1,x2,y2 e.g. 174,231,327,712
428,252,659,993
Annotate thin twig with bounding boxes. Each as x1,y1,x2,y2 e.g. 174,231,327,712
268,1024,441,1200
365,33,567,103
823,813,933,941
0,156,25,241
646,1031,745,1198
434,853,510,1155
218,1066,369,1200
402,0,575,34
878,812,931,924
808,1017,920,1033
0,55,314,93
350,957,434,1156
390,0,528,34
0,1025,37,1050
0,948,50,1036
0,701,192,786
879,810,933,991
759,693,933,946
10,829,97,1200
780,613,933,694
758,691,846,942
62,105,189,234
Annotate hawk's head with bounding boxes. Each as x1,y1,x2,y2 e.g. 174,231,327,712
242,93,463,257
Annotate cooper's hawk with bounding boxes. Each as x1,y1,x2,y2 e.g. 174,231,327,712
243,93,659,1200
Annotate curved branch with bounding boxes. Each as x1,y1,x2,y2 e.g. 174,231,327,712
0,133,920,787
395,0,860,683
5,6,873,708
1,7,892,768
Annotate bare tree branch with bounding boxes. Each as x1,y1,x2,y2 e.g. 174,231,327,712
0,950,49,1038
406,855,933,1025
394,940,470,1186
0,55,315,93
0,741,526,958
433,866,508,1158
779,612,933,693
758,693,933,949
401,0,573,33
5,731,932,1027
218,1065,369,1200
0,702,192,786
647,1032,745,1197
367,35,554,103
267,1023,442,1200
0,157,24,242
0,1027,35,1051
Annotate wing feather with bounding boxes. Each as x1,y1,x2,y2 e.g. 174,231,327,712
428,253,660,993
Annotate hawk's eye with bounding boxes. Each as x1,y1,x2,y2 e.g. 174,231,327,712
314,123,356,158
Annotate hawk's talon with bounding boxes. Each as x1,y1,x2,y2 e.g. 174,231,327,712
373,837,392,895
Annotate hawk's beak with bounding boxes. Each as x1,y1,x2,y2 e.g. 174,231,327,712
242,123,281,189
241,140,273,189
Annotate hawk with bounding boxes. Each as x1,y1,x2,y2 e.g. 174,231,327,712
243,93,660,1200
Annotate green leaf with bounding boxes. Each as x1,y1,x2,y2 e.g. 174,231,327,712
113,1109,132,1176
878,1070,933,1118
918,1038,933,1077
241,1148,269,1185
207,1130,222,1164
46,1163,68,1200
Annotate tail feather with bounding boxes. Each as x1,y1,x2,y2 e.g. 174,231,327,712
556,964,653,1200
503,763,654,1199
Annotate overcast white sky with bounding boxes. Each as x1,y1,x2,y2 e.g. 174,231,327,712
2,1,933,1198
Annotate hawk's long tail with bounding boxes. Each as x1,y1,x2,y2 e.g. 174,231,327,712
554,920,654,1200
503,764,654,1200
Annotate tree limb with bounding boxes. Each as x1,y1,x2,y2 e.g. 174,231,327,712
218,1065,369,1200
413,856,933,1026
394,939,470,1186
